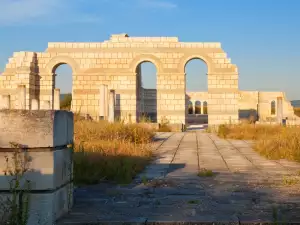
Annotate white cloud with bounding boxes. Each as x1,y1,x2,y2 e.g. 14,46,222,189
0,0,101,26
137,0,177,9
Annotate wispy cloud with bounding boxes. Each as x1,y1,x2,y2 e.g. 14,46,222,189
137,0,177,9
0,0,176,26
0,0,101,26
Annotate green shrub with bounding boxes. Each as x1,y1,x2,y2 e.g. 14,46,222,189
60,93,72,110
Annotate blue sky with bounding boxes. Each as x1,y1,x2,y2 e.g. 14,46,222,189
0,0,300,100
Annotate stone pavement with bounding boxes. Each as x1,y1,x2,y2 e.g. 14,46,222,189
58,131,300,224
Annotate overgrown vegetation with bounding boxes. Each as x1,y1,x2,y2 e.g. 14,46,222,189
60,93,72,110
282,175,300,186
294,107,300,117
0,143,31,225
197,168,214,177
217,124,300,162
73,119,155,185
157,116,172,132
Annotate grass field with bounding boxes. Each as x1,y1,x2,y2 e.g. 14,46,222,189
294,107,300,117
73,118,155,186
217,123,300,162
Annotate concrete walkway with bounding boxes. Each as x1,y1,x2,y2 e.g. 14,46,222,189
58,132,300,224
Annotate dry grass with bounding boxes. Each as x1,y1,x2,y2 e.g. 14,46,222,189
217,124,300,162
157,116,172,132
73,119,155,186
294,107,300,117
157,124,172,132
217,124,281,140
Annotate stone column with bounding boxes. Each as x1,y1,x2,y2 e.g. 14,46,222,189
277,97,283,124
0,95,10,109
108,90,115,123
17,84,26,110
99,84,105,120
157,73,186,125
104,85,109,119
54,88,60,110
31,99,39,110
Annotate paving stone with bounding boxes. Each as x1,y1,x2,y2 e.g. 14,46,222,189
57,132,300,224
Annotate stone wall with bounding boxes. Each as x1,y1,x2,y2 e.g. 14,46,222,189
239,91,297,121
0,110,74,225
186,91,299,124
0,33,239,125
3,34,296,125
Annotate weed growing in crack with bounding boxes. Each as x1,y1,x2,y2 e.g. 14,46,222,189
282,175,299,186
197,168,214,177
141,175,149,185
187,200,200,204
154,200,161,205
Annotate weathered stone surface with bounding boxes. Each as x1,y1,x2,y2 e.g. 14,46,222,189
0,109,74,225
0,148,72,190
0,109,73,148
58,132,300,224
0,183,73,225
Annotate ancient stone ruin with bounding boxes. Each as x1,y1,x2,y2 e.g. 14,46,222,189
0,33,299,125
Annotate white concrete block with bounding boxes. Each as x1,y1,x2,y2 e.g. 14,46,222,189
0,110,74,148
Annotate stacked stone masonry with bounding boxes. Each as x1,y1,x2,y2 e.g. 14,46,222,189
0,110,74,225
0,33,298,125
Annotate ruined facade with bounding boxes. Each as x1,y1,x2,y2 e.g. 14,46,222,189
0,33,298,125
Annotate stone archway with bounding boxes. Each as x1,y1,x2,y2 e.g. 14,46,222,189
134,60,158,123
179,54,213,75
45,55,80,75
43,56,80,110
0,33,240,126
129,54,164,74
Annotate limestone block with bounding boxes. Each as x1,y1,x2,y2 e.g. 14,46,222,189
0,110,74,148
17,85,26,110
41,100,51,110
0,183,73,225
0,147,72,190
31,99,39,110
0,95,10,109
54,88,60,110
99,84,106,118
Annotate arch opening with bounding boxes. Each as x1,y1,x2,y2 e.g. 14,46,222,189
136,61,157,122
185,58,208,125
185,58,208,92
195,101,201,114
271,100,276,115
53,63,73,110
188,101,193,114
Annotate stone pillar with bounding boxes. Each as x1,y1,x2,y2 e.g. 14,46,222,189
104,85,109,119
54,88,60,110
99,84,106,120
0,95,10,109
0,110,74,225
31,99,39,110
157,73,186,125
277,97,283,124
17,84,26,110
108,90,115,123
